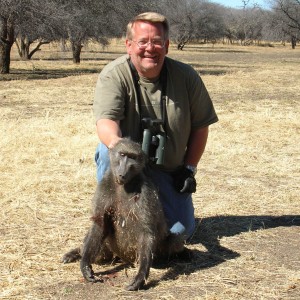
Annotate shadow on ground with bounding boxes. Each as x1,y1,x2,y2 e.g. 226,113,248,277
192,214,300,246
146,215,300,288
77,215,300,290
1,68,101,81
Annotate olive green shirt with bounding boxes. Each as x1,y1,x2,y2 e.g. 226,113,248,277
93,54,218,171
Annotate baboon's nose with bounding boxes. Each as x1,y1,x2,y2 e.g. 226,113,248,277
116,174,126,185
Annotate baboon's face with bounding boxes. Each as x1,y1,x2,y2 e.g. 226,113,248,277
110,140,146,185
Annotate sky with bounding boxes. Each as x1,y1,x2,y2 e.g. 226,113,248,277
211,0,271,9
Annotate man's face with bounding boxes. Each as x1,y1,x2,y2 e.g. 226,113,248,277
126,21,169,79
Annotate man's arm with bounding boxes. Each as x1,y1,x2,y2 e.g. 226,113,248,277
173,127,209,193
184,126,209,167
96,119,122,149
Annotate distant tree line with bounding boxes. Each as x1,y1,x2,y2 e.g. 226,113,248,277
1,0,299,73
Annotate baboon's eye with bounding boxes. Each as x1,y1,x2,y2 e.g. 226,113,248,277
119,152,125,157
127,154,137,160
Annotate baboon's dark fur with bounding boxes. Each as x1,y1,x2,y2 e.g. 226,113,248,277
62,138,184,290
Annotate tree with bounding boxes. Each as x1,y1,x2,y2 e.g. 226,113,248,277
162,0,203,50
60,0,160,63
161,0,227,49
14,0,66,60
0,0,66,73
237,1,265,45
271,0,300,48
0,0,21,73
0,0,162,70
221,1,266,45
194,2,226,43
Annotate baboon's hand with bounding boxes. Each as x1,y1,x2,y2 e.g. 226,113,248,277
126,278,145,291
61,248,81,264
81,264,96,282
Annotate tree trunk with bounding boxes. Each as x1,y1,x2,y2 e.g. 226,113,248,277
16,37,50,60
60,39,67,52
28,40,50,59
0,17,15,74
0,41,12,73
15,37,30,60
20,38,30,59
177,42,185,50
291,36,296,49
71,42,83,64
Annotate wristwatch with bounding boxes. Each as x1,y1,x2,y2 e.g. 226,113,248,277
185,165,197,175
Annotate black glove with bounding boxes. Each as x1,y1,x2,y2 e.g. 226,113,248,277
173,166,197,193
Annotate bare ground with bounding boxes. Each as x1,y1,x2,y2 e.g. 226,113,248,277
0,42,299,299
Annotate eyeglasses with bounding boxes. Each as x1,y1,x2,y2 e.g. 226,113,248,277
131,39,165,49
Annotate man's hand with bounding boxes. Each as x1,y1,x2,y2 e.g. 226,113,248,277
96,119,122,149
173,167,197,193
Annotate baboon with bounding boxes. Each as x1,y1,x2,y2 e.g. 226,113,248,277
62,138,185,291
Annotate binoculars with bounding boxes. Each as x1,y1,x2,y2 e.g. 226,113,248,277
141,118,166,165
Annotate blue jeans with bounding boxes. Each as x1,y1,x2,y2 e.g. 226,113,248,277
95,142,195,239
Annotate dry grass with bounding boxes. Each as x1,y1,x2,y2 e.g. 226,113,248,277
0,41,299,300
